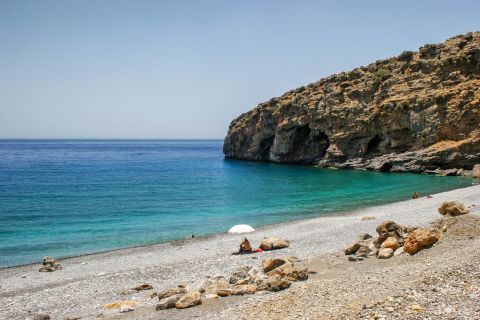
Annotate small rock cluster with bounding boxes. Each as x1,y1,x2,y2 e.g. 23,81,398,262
344,220,441,261
38,256,61,272
346,201,471,261
155,257,310,311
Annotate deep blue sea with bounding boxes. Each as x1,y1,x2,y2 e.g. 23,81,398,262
0,140,473,267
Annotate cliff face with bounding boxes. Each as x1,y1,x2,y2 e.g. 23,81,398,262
224,32,480,173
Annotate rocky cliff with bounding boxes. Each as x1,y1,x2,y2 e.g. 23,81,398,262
224,32,480,173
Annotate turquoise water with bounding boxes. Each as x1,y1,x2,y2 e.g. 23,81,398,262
0,140,472,268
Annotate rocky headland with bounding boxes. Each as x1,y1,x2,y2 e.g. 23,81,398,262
224,32,480,174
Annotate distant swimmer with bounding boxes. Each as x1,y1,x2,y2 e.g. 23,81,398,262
412,192,419,199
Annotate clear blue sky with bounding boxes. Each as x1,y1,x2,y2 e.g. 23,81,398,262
1,0,479,139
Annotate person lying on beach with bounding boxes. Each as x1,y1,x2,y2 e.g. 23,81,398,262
239,237,253,254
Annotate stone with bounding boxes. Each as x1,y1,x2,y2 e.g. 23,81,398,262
133,283,153,291
216,288,234,297
472,164,480,178
343,242,361,255
410,304,424,312
38,256,61,272
394,246,404,256
358,233,373,240
175,291,202,309
261,275,291,292
381,237,400,250
374,221,408,247
361,216,376,221
355,245,371,258
34,313,51,320
404,228,440,254
262,257,290,273
201,276,230,294
267,263,308,282
259,237,290,251
377,248,394,259
229,266,261,284
205,293,220,299
157,287,188,300
104,301,138,310
156,294,183,310
348,256,364,262
232,284,257,295
438,201,469,216
441,168,458,176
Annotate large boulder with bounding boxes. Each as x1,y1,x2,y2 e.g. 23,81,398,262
260,237,290,251
404,228,441,254
175,291,201,309
438,201,470,216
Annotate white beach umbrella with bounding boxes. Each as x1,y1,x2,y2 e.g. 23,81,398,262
228,224,255,234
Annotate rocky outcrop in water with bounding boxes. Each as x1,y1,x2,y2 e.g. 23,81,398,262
224,32,480,172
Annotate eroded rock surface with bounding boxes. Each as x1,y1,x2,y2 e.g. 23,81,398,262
224,32,480,172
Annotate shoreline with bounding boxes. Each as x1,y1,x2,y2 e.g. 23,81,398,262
1,179,476,271
1,184,479,319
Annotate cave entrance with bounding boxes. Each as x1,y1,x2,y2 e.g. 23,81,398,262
366,134,383,155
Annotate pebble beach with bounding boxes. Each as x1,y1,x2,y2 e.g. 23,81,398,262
1,184,479,320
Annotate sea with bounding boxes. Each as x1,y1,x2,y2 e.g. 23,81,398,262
0,140,473,268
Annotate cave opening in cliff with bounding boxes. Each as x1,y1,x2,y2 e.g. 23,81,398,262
259,135,275,159
289,125,330,164
366,134,383,155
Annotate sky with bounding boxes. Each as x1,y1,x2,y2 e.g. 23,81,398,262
1,1,479,139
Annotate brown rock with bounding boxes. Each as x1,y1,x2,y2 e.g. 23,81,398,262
259,237,290,251
267,263,308,282
216,288,234,297
404,228,441,254
355,245,371,258
201,276,230,294
262,258,290,273
133,283,153,291
438,201,469,216
377,248,394,259
157,287,187,301
261,275,291,292
381,236,400,250
156,294,183,310
343,242,361,255
34,313,51,320
232,284,257,295
175,291,201,309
